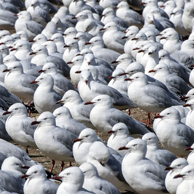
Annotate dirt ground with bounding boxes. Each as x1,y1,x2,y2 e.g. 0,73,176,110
15,108,154,194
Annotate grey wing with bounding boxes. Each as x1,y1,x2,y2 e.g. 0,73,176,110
0,85,21,106
142,160,167,187
114,31,126,45
177,124,194,147
0,11,17,24
91,82,123,102
43,180,58,194
166,76,191,95
22,118,36,138
39,9,51,23
20,74,37,91
46,56,70,77
98,179,121,194
52,89,63,102
26,21,43,34
53,128,76,151
106,108,150,135
144,85,181,107
156,149,177,167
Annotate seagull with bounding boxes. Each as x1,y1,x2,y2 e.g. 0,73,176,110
86,141,134,192
15,10,44,40
73,128,99,165
116,1,144,28
85,94,150,136
165,158,188,194
182,2,194,33
175,164,194,194
142,132,177,168
119,139,168,194
32,111,75,172
57,90,95,129
53,106,86,137
22,164,58,194
154,107,194,157
30,45,70,77
107,122,134,156
87,36,120,64
27,0,51,27
101,7,129,31
3,61,37,103
80,162,122,194
150,62,191,96
31,73,62,113
39,62,76,96
78,69,136,110
126,72,182,125
101,21,126,53
3,103,37,153
0,138,37,168
53,166,94,194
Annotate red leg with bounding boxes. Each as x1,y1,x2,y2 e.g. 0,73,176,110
60,161,64,172
147,113,151,126
26,147,29,154
50,160,55,173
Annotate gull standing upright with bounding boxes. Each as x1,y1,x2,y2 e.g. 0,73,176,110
85,94,150,136
101,22,126,54
31,73,62,113
73,128,99,165
53,106,86,137
116,1,144,28
107,122,134,156
119,139,168,194
126,72,182,125
57,90,95,129
3,103,37,153
3,62,37,103
154,107,194,157
78,69,135,110
15,11,43,40
39,62,76,96
32,112,75,172
142,132,176,168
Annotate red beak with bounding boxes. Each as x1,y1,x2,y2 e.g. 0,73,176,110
118,146,128,150
2,111,11,115
31,121,41,125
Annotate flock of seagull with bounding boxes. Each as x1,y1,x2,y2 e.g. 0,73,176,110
1,0,194,193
